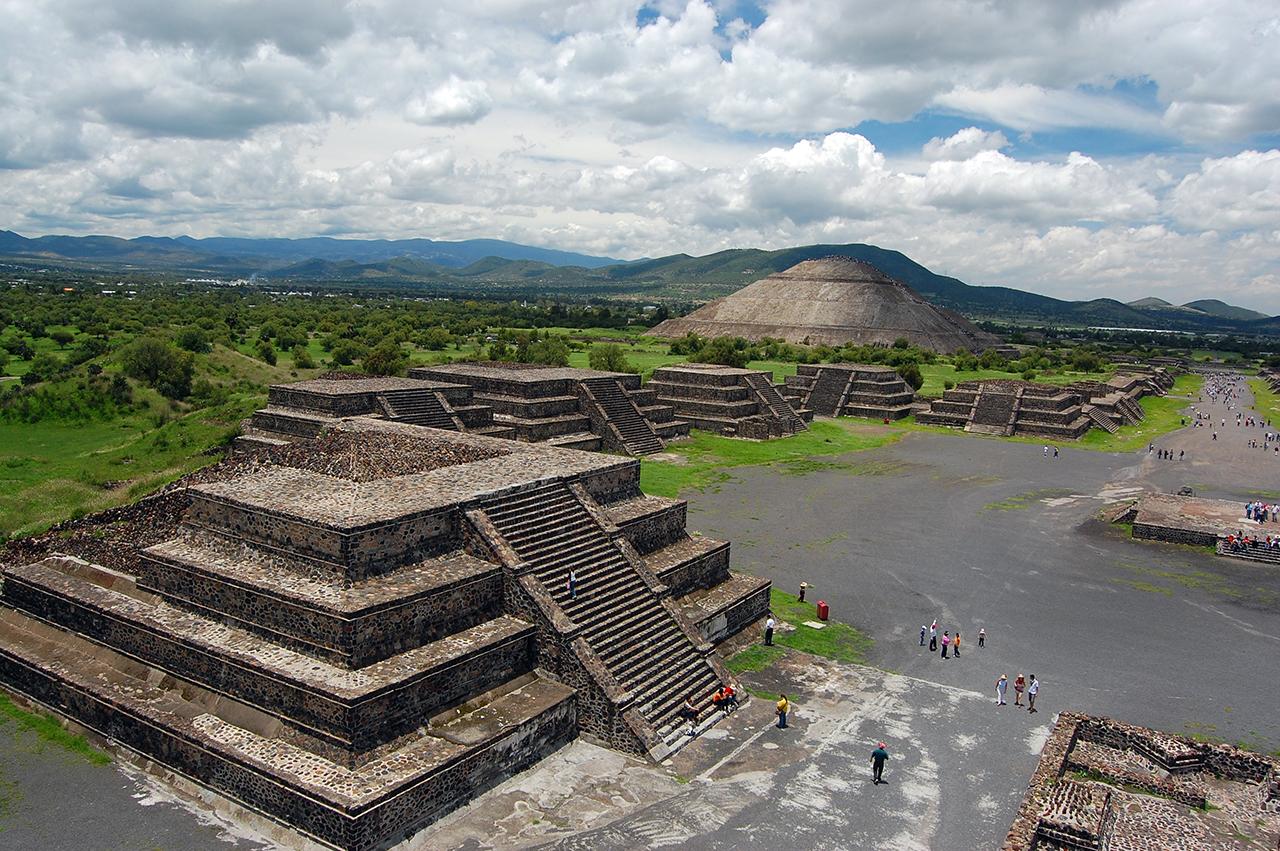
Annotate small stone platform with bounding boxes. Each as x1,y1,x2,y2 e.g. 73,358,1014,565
1126,492,1256,546
1002,713,1280,851
780,363,913,419
411,362,690,455
0,418,768,849
240,374,514,450
647,364,811,439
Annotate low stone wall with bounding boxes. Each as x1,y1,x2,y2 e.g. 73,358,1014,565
654,542,730,596
1132,522,1218,547
614,503,688,555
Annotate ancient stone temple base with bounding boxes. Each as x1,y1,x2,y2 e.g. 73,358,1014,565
0,420,766,849
648,364,812,438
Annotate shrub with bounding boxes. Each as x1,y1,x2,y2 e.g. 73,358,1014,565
121,337,194,399
896,362,924,391
175,327,212,353
588,343,636,373
291,345,315,369
362,340,407,376
256,339,277,366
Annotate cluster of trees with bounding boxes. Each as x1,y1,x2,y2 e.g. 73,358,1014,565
666,333,936,388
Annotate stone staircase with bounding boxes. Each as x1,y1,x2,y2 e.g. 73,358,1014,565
1084,405,1120,433
581,377,664,455
1216,541,1280,566
965,385,1018,435
377,389,460,430
478,484,721,741
743,372,807,434
805,367,851,417
1118,396,1145,422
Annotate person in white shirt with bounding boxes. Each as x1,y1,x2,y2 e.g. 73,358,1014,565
764,616,776,646
1027,675,1040,713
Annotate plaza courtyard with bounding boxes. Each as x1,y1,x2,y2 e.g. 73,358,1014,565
3,383,1280,850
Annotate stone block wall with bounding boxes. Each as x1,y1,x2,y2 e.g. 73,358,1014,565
615,503,688,555
693,582,770,645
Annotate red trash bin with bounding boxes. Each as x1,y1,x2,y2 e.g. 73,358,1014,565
816,600,829,621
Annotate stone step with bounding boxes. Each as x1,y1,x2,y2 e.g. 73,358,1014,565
0,604,576,851
493,504,592,540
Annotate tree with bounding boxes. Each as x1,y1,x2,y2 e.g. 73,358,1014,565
120,337,194,399
176,327,212,353
524,336,570,366
329,340,366,366
896,362,924,391
690,337,750,368
256,339,277,366
892,337,910,349
50,328,76,348
70,336,109,365
291,345,315,369
362,340,407,376
588,343,636,373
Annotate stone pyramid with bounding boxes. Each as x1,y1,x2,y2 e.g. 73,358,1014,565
651,257,998,352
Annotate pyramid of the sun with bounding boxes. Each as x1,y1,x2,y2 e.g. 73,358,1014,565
651,257,998,352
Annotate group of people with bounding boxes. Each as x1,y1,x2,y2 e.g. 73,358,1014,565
1246,501,1276,522
1149,445,1184,461
1225,532,1280,552
920,620,985,659
1194,375,1277,454
680,684,741,736
994,673,1040,712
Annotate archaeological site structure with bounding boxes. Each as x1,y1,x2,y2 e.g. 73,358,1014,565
0,419,767,849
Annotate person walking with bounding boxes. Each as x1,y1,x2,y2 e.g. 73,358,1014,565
1014,673,1025,706
870,742,889,784
953,632,961,658
995,674,1008,705
919,625,927,646
929,621,938,652
978,628,986,648
567,569,577,601
1027,675,1040,713
764,615,776,646
940,631,951,659
776,694,790,729
1053,446,1059,459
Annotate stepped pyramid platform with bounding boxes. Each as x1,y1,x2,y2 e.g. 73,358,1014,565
0,419,765,849
240,374,514,450
410,362,689,456
650,257,998,353
781,363,914,419
916,379,1092,439
648,364,812,439
1068,373,1161,433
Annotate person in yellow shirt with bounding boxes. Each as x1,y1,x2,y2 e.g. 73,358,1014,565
776,694,790,729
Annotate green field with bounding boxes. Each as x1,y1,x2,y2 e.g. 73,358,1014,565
726,589,873,673
639,419,903,498
1249,378,1278,425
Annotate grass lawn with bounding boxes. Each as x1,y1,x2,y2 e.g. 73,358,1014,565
0,395,256,539
1249,378,1279,425
0,693,110,765
726,589,874,674
639,419,903,497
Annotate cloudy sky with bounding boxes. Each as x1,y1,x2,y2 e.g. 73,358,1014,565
2,1,1279,309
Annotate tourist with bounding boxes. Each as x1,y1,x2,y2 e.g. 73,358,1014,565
940,631,951,659
978,627,986,648
680,694,698,736
870,742,890,784
567,569,577,601
929,621,938,652
1053,447,1059,459
1044,445,1049,458
1014,673,1026,706
920,624,927,646
953,632,961,658
1027,675,1040,713
764,615,776,646
776,694,790,729
1179,450,1185,461
996,674,1008,705
798,581,809,602
720,684,737,714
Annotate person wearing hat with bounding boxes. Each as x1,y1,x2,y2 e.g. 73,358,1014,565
798,581,809,602
870,742,890,784
995,674,1008,705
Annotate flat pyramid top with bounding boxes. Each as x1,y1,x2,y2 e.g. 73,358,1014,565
768,256,896,284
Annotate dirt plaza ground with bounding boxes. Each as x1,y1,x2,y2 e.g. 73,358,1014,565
3,381,1279,850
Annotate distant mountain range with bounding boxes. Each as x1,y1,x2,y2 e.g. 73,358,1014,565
1,229,1275,335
